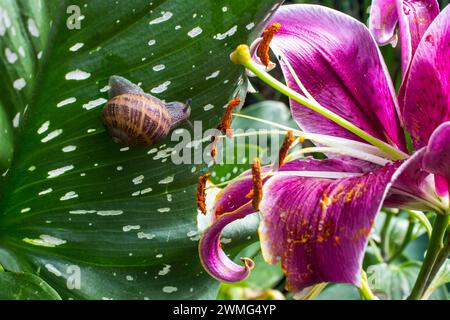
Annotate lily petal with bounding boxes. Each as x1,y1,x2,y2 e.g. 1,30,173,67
259,160,400,291
269,4,406,151
201,158,368,284
199,202,256,283
397,0,440,75
423,122,450,197
385,148,443,211
369,0,400,46
370,0,440,75
402,6,450,149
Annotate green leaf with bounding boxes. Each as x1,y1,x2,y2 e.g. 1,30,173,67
371,210,427,261
0,104,13,171
316,283,360,300
231,100,295,132
0,0,282,299
423,260,450,299
0,271,61,300
367,262,449,300
0,0,52,171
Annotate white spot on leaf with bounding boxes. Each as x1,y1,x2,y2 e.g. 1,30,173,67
13,78,26,90
37,121,50,134
62,145,77,153
150,81,171,94
123,225,141,232
158,175,174,184
65,69,91,80
213,25,238,40
27,18,39,37
152,64,165,72
12,112,20,128
60,191,78,201
38,188,53,196
5,48,17,64
83,98,107,110
205,71,220,80
47,165,74,179
97,210,123,216
187,26,202,38
149,11,173,24
41,129,62,143
23,235,67,248
162,286,177,293
69,42,84,52
57,97,77,108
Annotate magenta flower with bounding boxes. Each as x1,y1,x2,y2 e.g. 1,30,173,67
369,0,440,75
199,4,450,294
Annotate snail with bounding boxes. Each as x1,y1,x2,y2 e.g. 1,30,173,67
102,75,191,145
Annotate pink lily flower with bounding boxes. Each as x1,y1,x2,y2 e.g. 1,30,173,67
199,3,450,294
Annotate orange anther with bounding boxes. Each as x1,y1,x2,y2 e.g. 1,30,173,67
196,173,211,215
257,23,281,67
251,159,263,210
278,130,296,167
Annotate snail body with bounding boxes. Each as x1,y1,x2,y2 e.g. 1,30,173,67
102,76,191,145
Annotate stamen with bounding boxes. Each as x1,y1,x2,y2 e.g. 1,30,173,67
257,23,281,67
276,130,296,168
285,147,392,166
217,98,241,137
232,113,393,159
196,173,211,215
210,136,218,159
211,98,241,159
251,159,263,210
272,171,362,179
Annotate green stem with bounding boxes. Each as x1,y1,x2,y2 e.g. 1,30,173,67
380,212,393,259
387,220,415,263
408,214,450,300
424,232,450,291
404,210,433,238
359,271,379,300
242,58,406,161
369,239,384,263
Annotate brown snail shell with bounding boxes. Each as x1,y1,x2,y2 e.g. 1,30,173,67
103,93,172,145
102,76,191,146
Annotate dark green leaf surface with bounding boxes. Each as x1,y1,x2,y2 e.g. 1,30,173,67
0,271,61,300
0,0,282,299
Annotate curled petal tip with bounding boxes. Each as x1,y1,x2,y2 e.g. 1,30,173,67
199,202,257,283
241,257,255,271
230,44,251,65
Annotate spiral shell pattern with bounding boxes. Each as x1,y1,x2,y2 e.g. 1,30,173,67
102,93,172,145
